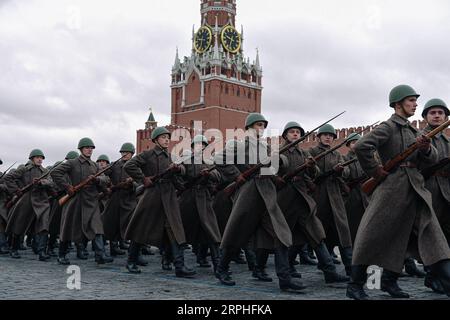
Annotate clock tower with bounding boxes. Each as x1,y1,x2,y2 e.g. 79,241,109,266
171,0,263,135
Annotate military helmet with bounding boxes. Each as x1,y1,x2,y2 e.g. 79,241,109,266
389,85,420,108
29,149,45,160
282,121,305,139
191,135,209,147
346,133,361,146
317,124,337,138
120,142,136,154
422,98,450,118
151,127,171,142
245,113,268,130
65,151,79,160
0,158,3,165
78,137,96,149
96,154,110,163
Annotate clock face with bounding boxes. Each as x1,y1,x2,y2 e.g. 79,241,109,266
194,26,212,53
221,25,241,54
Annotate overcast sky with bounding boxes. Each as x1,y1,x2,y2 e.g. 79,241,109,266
1,0,450,167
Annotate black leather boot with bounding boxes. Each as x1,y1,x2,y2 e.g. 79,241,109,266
197,244,211,268
210,243,220,273
275,246,306,292
429,259,450,297
339,246,353,276
25,235,32,250
76,243,88,260
36,233,51,261
381,269,410,298
308,244,317,260
231,249,247,264
424,272,445,294
346,265,369,300
57,241,71,265
253,249,273,282
314,242,349,283
110,241,125,256
46,234,57,257
243,246,256,272
287,247,302,278
216,247,236,286
126,242,141,274
93,235,114,264
9,234,21,259
299,244,318,266
137,253,149,266
0,232,9,255
404,258,426,278
171,242,196,278
119,240,130,250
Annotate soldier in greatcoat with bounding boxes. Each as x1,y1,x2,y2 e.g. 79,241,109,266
347,85,450,300
51,138,113,265
123,127,196,278
215,113,305,292
5,149,56,261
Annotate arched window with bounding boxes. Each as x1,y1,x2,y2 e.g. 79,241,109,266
241,68,249,81
231,65,237,78
251,70,257,83
221,62,228,76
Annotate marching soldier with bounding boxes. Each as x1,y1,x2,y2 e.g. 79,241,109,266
123,127,196,277
309,124,353,275
420,98,450,294
343,133,369,244
0,159,10,254
5,149,56,261
102,143,137,257
347,85,450,300
47,151,79,257
179,135,222,273
277,122,349,283
215,113,305,292
51,138,113,265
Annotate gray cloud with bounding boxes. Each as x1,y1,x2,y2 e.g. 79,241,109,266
1,0,450,167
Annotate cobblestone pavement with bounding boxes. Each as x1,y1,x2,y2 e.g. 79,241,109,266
0,245,448,300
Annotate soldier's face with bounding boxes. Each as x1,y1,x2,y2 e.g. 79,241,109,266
286,129,301,142
397,97,417,117
81,147,94,158
193,143,204,154
251,122,266,136
157,134,170,148
32,156,44,166
121,152,133,161
319,133,334,146
426,108,447,127
97,160,108,169
349,141,358,151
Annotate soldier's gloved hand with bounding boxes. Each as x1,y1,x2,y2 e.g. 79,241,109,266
372,165,389,181
143,177,154,188
416,135,431,153
15,189,23,197
200,169,211,177
273,176,286,189
88,175,100,185
169,164,181,173
306,157,316,168
235,174,247,185
333,163,345,173
32,178,41,185
66,185,76,197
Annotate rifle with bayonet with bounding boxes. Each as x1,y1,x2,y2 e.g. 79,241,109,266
6,161,64,209
314,158,358,184
223,111,347,196
362,119,450,195
0,162,17,180
281,122,379,185
59,155,126,207
177,165,217,197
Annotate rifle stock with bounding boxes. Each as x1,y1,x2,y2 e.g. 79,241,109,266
362,119,450,195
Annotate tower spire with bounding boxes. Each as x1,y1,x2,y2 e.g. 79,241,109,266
146,107,157,130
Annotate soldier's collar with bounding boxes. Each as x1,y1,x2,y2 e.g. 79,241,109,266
318,142,331,150
154,145,169,156
391,114,411,127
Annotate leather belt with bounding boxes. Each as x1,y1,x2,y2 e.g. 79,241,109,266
433,171,450,178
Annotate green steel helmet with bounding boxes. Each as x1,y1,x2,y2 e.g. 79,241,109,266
29,149,45,160
422,98,450,118
65,151,79,160
191,135,209,147
245,113,268,130
78,137,96,149
96,154,110,163
151,127,171,142
317,124,337,138
346,133,362,146
389,85,420,108
120,142,136,154
282,121,305,139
